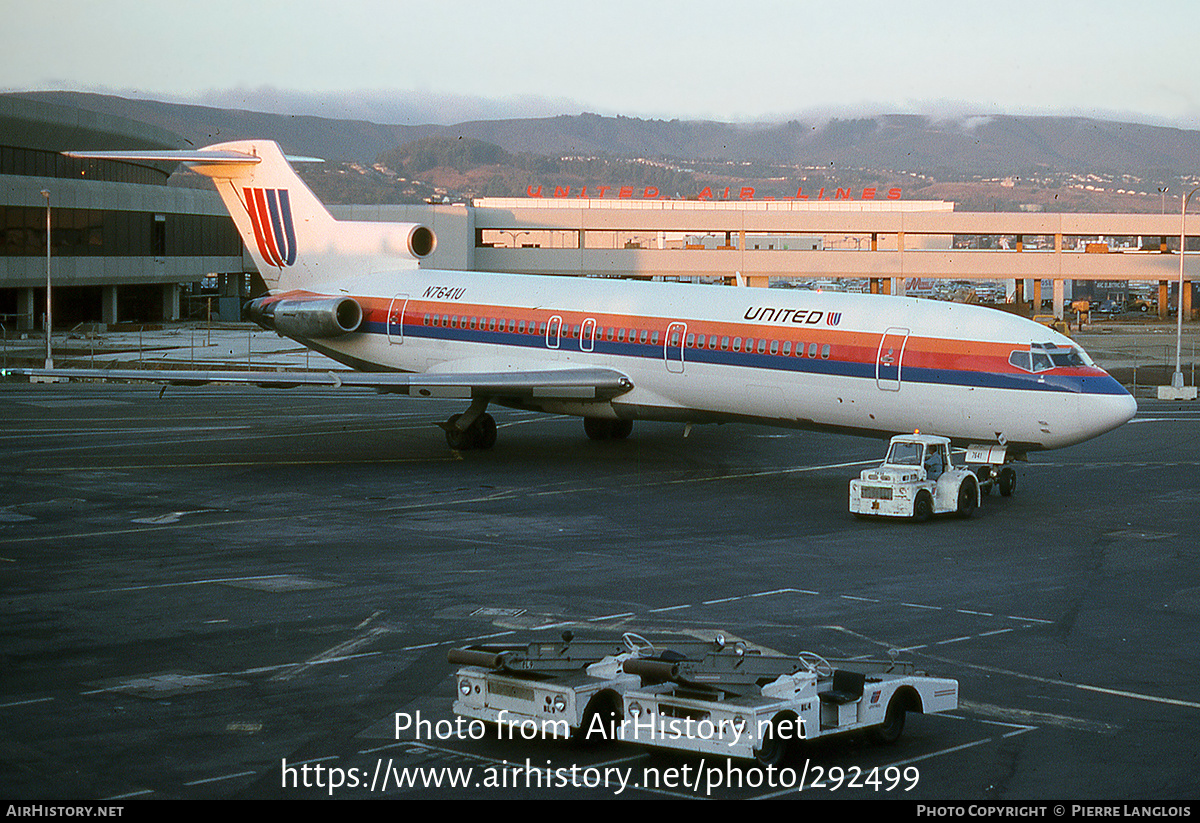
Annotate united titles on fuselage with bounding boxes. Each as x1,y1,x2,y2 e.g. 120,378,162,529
743,306,842,326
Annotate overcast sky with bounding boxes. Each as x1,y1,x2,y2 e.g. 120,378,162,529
3,0,1198,127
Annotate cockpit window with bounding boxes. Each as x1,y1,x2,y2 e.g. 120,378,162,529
1049,348,1087,367
1009,344,1091,373
885,442,923,466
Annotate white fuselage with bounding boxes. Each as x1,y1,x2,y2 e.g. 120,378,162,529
287,267,1136,452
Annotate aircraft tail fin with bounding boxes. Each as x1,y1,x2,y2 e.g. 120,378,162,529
65,141,435,293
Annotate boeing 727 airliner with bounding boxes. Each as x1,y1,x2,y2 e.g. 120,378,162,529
22,141,1136,466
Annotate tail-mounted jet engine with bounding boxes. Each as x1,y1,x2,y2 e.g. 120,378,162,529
247,295,363,338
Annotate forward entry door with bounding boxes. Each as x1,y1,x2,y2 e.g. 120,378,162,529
875,327,909,391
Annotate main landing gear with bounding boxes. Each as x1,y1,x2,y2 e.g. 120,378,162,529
583,417,633,441
440,398,497,450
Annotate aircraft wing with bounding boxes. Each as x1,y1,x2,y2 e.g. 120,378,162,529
6,367,634,401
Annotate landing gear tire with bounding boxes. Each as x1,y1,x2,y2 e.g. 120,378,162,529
444,412,497,450
998,466,1017,497
474,413,497,450
584,417,613,440
584,418,633,441
445,414,473,450
956,478,977,519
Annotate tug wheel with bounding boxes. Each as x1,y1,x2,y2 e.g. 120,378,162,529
998,467,1017,497
912,491,933,522
956,478,978,518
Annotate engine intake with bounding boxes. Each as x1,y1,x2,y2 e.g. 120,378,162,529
248,296,363,338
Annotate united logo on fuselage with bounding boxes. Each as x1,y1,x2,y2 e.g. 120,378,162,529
744,306,841,326
244,188,297,268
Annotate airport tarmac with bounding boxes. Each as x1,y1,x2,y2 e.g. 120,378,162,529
1,373,1198,800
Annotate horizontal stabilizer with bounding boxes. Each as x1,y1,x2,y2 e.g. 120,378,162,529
63,150,323,165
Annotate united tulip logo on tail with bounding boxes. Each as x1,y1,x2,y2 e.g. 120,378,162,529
245,188,297,267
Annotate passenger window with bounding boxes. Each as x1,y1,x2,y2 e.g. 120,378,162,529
770,340,780,355
640,330,649,344
808,343,817,357
423,313,431,325
757,339,767,354
821,344,830,359
685,333,694,347
710,335,719,349
651,331,660,346
781,341,791,356
733,337,742,352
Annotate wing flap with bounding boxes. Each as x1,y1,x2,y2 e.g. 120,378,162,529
7,367,634,401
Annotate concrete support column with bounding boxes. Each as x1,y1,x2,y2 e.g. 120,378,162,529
881,279,891,295
16,287,35,331
1053,279,1065,320
1184,280,1194,321
869,278,880,294
102,285,118,326
161,283,180,322
1032,279,1042,311
1160,281,1170,321
1014,279,1025,306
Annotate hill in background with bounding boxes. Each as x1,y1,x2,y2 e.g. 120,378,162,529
10,91,1199,211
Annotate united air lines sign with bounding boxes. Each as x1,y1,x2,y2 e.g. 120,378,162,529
524,184,904,201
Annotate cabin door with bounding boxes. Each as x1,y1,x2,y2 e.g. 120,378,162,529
875,327,909,391
387,294,409,344
665,322,687,373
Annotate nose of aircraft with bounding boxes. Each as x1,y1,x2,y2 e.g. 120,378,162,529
1079,376,1138,439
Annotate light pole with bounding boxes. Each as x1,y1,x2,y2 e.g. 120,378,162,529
501,230,529,248
1173,186,1200,389
41,189,52,369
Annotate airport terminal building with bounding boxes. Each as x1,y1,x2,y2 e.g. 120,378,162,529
0,97,247,331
